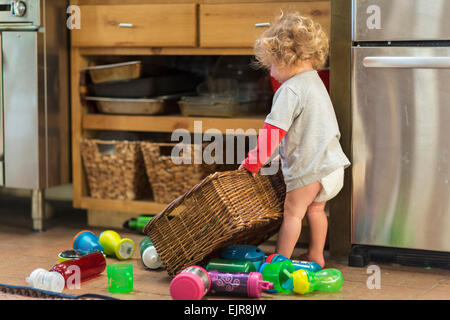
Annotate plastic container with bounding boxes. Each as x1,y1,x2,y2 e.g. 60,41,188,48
170,266,211,300
98,230,135,260
27,252,107,292
206,259,256,273
292,268,343,295
107,263,134,293
73,230,104,254
265,254,322,272
51,251,106,284
259,260,295,294
208,271,273,298
124,216,154,234
220,245,266,271
139,237,162,269
57,250,87,263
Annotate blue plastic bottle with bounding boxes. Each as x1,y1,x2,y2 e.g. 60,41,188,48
219,245,266,271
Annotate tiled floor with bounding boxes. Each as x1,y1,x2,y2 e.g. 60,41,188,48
0,197,449,300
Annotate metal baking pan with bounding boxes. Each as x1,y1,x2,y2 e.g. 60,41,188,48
85,94,182,115
87,73,200,99
82,61,142,84
178,96,258,118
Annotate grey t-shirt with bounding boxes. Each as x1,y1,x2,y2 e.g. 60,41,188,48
265,70,351,191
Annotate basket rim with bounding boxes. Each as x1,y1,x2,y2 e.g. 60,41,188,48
143,169,283,234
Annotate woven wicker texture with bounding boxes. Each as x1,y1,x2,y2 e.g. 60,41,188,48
141,142,217,204
144,169,286,276
80,139,150,201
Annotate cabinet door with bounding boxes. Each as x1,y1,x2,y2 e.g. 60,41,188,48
200,1,330,48
71,4,197,47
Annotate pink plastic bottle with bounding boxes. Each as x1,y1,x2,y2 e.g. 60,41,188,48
170,266,211,300
208,270,273,298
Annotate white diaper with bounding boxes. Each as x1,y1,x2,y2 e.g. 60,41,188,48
314,167,345,203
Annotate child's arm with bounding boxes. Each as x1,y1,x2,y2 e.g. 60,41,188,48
240,122,287,174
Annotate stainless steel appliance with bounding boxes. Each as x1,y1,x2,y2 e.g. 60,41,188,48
349,0,450,268
0,1,69,230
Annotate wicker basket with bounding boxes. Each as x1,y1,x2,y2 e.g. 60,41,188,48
80,139,150,201
143,169,286,276
140,142,217,204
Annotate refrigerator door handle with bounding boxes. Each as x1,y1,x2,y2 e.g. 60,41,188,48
363,56,450,69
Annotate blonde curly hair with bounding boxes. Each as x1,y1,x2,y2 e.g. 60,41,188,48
253,12,329,70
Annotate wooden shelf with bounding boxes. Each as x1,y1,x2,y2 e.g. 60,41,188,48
82,113,265,133
80,197,168,214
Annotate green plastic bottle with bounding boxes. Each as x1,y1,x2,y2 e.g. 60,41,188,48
206,259,256,273
123,216,153,234
292,268,343,294
139,237,162,269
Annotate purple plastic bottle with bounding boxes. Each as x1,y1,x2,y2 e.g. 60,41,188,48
208,270,273,298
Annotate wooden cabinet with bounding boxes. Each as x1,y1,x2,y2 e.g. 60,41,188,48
70,0,330,228
71,4,197,47
199,1,330,48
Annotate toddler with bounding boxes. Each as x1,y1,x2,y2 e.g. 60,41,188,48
239,13,350,268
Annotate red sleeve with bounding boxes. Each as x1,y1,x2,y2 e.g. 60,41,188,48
241,122,287,174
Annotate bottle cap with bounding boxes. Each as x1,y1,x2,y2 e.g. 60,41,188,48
26,268,65,293
292,269,311,294
170,266,210,300
142,246,162,269
116,238,135,260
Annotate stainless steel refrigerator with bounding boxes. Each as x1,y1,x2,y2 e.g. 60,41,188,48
349,0,450,268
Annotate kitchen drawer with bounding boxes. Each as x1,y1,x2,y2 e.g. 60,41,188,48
199,1,330,48
71,4,197,47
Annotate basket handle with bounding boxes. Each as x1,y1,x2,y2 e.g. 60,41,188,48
96,142,117,155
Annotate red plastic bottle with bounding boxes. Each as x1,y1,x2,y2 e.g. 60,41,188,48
50,251,106,286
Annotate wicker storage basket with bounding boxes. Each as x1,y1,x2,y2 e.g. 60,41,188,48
143,169,286,276
80,139,150,200
140,142,217,204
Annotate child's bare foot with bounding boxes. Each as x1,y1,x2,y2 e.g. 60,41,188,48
296,252,325,268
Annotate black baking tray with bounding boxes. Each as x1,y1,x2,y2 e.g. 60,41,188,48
87,73,201,98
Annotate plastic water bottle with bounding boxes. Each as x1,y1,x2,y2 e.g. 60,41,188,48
123,216,153,234
98,230,135,260
206,259,256,273
292,268,343,294
140,237,162,269
208,270,273,298
170,266,211,300
27,252,106,292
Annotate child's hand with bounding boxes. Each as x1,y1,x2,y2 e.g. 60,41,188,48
238,164,257,177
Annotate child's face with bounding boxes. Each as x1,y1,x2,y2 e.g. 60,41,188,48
269,60,314,83
269,63,292,83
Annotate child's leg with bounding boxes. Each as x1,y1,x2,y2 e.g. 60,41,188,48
303,201,327,268
275,181,322,259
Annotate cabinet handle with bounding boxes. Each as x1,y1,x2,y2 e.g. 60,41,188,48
255,22,270,27
119,23,134,28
